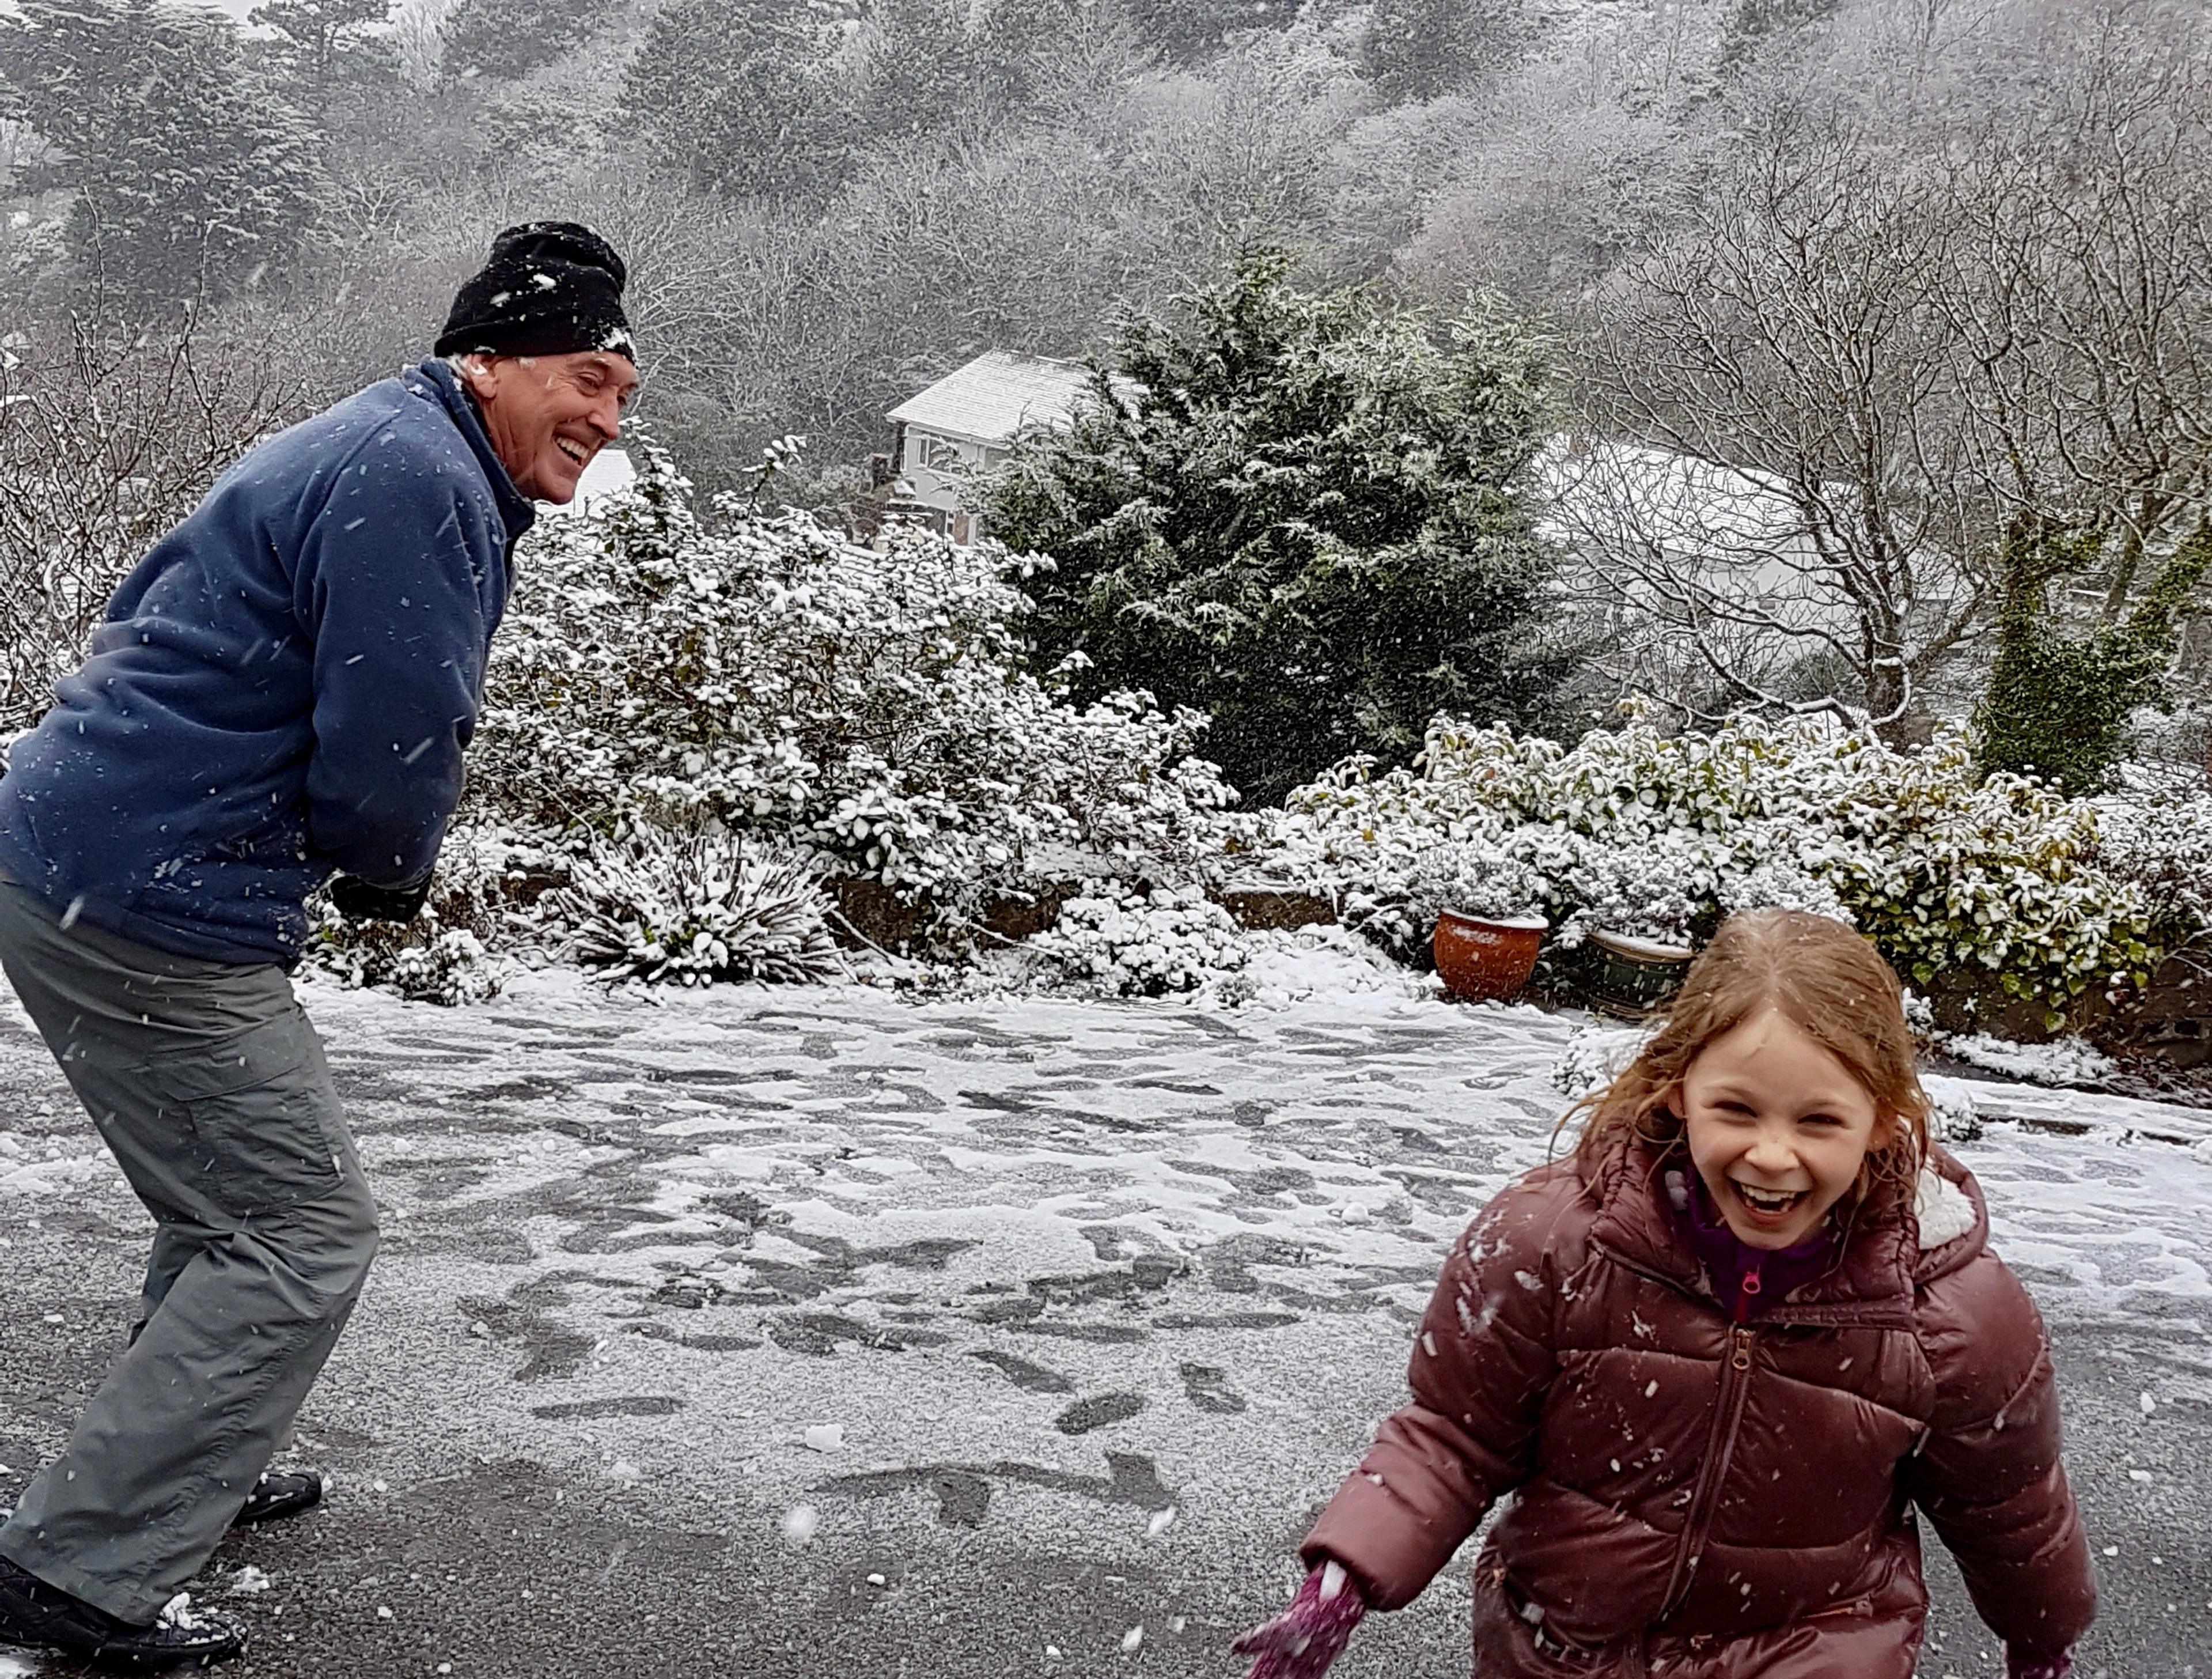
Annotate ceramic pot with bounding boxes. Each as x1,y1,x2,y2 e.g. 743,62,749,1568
1581,928,1696,1018
1433,911,1547,1003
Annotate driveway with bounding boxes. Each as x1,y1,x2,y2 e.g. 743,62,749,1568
3,977,2206,1677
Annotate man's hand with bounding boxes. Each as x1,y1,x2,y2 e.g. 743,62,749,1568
1231,1561,1366,1679
328,874,432,925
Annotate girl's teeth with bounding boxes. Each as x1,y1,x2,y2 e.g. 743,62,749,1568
1736,1185,1801,1212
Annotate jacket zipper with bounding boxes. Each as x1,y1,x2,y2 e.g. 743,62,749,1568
1653,1316,1758,1624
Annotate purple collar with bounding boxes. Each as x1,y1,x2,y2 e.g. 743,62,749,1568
1667,1169,1838,1321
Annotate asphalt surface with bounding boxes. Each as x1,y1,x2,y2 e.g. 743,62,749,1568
1,982,2206,1678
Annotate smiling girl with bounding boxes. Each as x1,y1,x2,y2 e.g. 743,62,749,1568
1233,909,2094,1679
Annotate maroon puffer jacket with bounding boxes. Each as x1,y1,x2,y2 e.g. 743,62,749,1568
1301,1139,2095,1677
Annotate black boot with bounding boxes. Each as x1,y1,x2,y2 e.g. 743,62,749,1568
0,1557,245,1670
233,1468,323,1528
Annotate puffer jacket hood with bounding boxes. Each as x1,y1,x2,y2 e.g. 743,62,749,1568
1301,1137,2094,1677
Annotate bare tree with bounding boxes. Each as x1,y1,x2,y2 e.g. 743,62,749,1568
1562,6,2212,732
0,312,304,738
1565,119,1986,729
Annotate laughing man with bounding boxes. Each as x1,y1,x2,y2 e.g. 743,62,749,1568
0,221,638,1669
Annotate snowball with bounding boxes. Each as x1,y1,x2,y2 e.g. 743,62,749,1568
782,1504,820,1545
804,1424,845,1453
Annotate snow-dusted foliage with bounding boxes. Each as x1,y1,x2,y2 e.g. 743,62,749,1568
310,440,1238,1001
1263,706,2160,1023
1942,1033,2118,1089
1030,886,1249,998
2094,792,2212,951
1548,1023,1652,1103
547,825,840,986
473,440,1236,917
303,829,561,1005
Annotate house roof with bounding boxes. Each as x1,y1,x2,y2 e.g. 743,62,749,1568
885,350,1122,446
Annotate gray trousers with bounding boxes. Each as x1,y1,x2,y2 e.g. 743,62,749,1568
0,880,378,1623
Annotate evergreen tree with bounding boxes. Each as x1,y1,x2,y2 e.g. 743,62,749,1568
1974,517,2211,791
860,0,976,141
0,0,323,310
618,0,850,200
1362,0,1529,103
1719,0,1843,75
984,252,1570,806
252,0,394,90
1124,0,1286,65
440,0,616,81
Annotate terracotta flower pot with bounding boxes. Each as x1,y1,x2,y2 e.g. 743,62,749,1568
1433,910,1548,1003
1581,928,1696,1018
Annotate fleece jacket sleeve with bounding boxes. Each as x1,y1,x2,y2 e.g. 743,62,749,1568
298,439,503,888
1300,1178,1563,1610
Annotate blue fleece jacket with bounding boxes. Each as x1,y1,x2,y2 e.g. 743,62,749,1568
0,359,535,965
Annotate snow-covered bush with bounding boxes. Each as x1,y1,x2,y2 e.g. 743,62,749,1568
2094,793,2212,953
1029,886,1248,997
546,825,840,987
1921,1075,1982,1144
1549,1023,1652,1103
1398,841,1549,936
471,438,1237,917
1262,706,2161,1027
301,829,562,1004
309,914,504,1007
1941,1033,2118,1088
310,438,1241,1000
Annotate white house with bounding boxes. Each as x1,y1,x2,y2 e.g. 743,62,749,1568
884,350,1124,543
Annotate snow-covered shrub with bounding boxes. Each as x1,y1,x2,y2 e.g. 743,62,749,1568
1554,833,1714,948
308,913,503,1007
308,437,1241,1000
1549,1023,1652,1103
1404,842,1550,923
1921,1075,1982,1145
546,824,840,986
301,830,560,1004
2094,793,2212,952
1262,706,2159,1028
1029,886,1248,997
1941,1033,2118,1089
470,438,1237,922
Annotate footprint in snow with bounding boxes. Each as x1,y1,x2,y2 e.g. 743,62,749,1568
1179,1363,1248,1415
1056,1393,1146,1435
968,1348,1075,1394
529,1396,684,1420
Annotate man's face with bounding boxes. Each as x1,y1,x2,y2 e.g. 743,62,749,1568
464,351,639,504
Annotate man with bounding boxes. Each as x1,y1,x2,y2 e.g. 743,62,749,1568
0,221,639,1669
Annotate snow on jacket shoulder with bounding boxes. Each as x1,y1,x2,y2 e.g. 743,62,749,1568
1299,1139,2094,1677
0,360,534,965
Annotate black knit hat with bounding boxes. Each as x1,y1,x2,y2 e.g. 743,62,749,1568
435,221,635,363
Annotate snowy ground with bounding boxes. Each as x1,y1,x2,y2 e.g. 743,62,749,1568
1,973,2208,1678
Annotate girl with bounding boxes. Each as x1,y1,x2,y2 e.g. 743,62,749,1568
1233,909,2093,1678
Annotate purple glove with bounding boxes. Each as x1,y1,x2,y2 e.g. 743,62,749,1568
2007,1652,2072,1679
1232,1560,1367,1679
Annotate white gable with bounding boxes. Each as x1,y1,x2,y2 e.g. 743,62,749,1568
886,350,1118,447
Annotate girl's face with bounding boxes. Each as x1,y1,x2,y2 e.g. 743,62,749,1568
1677,1007,1891,1250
